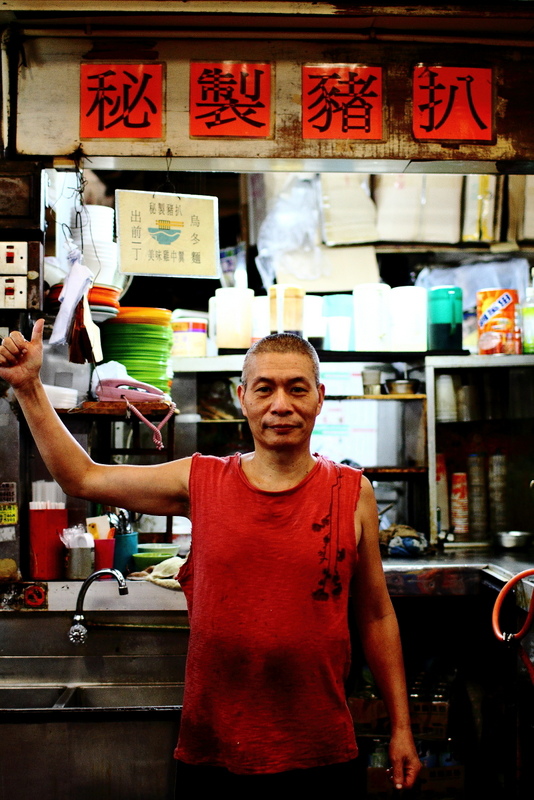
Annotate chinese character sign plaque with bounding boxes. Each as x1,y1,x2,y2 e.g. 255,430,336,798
190,61,272,137
413,66,493,142
80,63,164,139
116,190,219,278
302,64,383,140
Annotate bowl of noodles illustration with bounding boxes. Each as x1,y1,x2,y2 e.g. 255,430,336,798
148,219,184,245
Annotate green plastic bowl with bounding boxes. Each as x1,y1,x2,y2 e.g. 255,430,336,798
131,551,176,570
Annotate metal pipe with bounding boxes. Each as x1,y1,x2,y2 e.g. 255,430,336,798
14,27,534,48
68,568,129,645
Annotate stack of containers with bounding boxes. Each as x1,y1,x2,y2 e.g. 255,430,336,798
467,454,488,541
450,472,469,540
71,204,122,321
488,454,507,533
100,307,173,393
435,454,450,535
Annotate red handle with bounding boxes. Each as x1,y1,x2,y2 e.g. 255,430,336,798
492,568,534,642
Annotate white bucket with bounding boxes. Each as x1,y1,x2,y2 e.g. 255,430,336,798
303,295,325,345
388,286,428,351
352,283,392,351
251,295,270,342
71,204,115,243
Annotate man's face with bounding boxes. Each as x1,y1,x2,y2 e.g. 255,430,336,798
237,351,325,451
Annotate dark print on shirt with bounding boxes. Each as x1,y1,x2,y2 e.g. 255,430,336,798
312,466,345,601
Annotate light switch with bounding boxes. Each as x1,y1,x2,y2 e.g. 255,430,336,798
0,276,27,308
0,242,28,275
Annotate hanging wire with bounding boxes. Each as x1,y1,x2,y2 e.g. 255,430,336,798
155,148,180,196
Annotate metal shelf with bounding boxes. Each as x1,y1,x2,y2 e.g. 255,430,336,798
326,394,426,401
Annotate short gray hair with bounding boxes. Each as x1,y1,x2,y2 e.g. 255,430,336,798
241,333,321,387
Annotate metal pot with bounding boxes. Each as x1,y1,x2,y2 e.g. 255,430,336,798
495,530,532,549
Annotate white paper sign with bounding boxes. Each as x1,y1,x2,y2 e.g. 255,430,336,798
116,189,219,278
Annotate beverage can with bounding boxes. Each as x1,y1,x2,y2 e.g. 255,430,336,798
476,288,519,355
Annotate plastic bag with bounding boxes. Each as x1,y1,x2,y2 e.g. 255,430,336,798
255,175,321,288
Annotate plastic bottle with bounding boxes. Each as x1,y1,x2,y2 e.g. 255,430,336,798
522,286,534,354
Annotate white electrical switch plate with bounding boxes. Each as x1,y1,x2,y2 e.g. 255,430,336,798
0,276,27,308
0,242,28,275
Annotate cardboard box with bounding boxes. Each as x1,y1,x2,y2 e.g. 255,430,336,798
409,699,450,739
367,766,464,797
418,765,465,796
319,173,378,245
348,695,389,735
461,174,498,242
274,243,379,292
373,174,463,243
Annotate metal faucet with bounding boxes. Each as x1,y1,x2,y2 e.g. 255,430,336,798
68,568,129,645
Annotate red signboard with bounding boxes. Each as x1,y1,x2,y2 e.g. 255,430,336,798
413,66,493,141
302,64,383,140
190,62,272,137
80,63,164,139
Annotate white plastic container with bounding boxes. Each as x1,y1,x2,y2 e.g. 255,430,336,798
171,317,208,357
214,287,254,349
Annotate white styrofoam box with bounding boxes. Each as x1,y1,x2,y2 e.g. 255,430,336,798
374,174,462,243
462,175,497,242
319,362,363,396
275,244,379,293
374,174,423,241
418,175,463,243
319,173,378,245
43,384,78,409
40,343,91,399
311,399,379,467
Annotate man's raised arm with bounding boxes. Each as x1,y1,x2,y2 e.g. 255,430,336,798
0,320,190,516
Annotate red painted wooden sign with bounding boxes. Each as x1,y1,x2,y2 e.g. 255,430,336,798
190,61,271,137
413,66,493,142
80,63,164,139
302,64,383,140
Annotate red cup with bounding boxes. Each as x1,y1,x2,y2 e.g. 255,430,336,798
29,509,68,580
94,538,116,573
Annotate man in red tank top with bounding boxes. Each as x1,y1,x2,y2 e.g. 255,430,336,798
1,326,421,793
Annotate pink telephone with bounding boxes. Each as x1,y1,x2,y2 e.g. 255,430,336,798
95,378,165,402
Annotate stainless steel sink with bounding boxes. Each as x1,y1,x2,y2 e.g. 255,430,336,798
0,686,67,709
60,683,184,709
0,683,184,711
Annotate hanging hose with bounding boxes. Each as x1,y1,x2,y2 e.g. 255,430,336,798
492,568,534,685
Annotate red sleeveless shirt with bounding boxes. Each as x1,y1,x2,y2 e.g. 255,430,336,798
175,453,362,774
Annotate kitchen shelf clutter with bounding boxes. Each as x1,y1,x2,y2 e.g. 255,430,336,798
172,351,428,535
426,354,534,547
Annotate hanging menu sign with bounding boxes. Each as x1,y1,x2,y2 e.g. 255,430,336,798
80,63,164,139
412,65,493,142
115,189,219,278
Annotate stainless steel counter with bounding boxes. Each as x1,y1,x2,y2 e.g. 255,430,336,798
382,548,534,605
1,550,532,613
